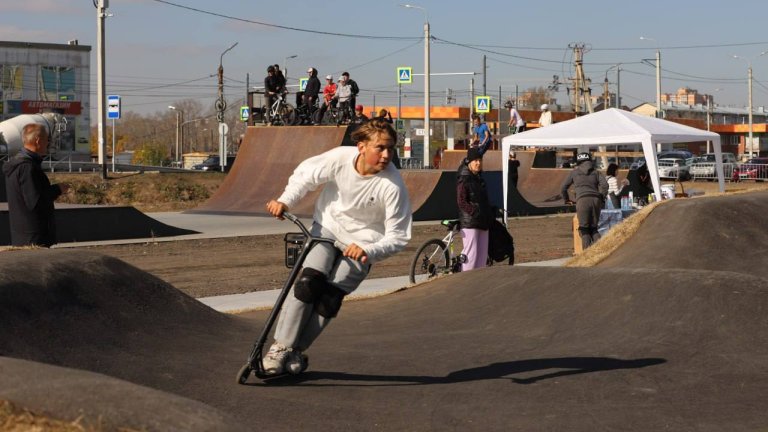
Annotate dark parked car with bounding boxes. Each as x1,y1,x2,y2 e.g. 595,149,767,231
732,157,768,182
192,155,237,172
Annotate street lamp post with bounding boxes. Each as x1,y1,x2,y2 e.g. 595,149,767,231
605,64,621,109
284,54,297,82
640,37,661,118
733,52,767,159
400,3,430,169
168,106,183,164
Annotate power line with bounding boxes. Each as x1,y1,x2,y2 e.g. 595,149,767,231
149,0,419,40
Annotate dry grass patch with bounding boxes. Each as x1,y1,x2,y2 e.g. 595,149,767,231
0,400,143,432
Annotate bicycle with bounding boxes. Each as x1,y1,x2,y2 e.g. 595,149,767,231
262,93,296,126
408,219,466,285
318,99,353,126
408,210,514,285
293,99,319,126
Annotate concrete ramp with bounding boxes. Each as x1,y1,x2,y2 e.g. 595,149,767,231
1,203,196,245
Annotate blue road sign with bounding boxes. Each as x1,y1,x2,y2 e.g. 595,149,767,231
475,96,491,113
397,67,412,84
107,95,121,119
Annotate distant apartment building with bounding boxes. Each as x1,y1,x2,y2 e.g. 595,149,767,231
661,87,709,106
0,40,91,154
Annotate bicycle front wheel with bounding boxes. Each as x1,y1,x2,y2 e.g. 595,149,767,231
409,239,449,285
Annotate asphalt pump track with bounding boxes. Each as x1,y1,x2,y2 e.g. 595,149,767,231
2,191,768,430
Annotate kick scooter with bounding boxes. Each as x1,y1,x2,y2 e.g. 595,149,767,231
236,212,340,384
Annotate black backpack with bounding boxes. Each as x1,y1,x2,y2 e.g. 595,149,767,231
487,218,515,265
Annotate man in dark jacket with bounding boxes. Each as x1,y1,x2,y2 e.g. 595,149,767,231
303,67,321,110
264,65,284,115
561,152,608,250
2,123,70,247
456,147,492,271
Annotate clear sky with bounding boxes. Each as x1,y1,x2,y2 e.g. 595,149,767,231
3,0,768,118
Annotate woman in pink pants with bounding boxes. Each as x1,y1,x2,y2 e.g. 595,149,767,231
456,147,492,271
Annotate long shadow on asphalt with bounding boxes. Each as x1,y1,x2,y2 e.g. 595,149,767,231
254,357,666,387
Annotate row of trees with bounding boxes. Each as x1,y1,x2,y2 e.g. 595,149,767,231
89,99,246,166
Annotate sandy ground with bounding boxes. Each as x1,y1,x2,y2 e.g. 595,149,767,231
79,215,575,298
74,180,768,298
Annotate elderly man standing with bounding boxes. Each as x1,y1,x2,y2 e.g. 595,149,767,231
2,123,70,247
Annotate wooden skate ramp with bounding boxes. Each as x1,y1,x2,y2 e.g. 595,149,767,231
190,126,468,220
442,150,571,215
189,126,350,217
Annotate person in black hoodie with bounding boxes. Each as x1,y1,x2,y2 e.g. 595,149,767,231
2,123,70,247
303,67,321,110
456,147,492,271
560,152,608,250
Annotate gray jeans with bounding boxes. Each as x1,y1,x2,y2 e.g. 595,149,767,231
273,222,370,351
576,195,603,250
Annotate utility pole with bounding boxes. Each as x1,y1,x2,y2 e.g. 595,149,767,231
569,43,593,114
96,0,109,179
482,55,487,97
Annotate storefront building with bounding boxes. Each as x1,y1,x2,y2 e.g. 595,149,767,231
1,40,91,156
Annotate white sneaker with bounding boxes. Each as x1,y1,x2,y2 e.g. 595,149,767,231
263,343,290,375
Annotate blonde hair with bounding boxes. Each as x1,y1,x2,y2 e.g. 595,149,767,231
350,118,396,144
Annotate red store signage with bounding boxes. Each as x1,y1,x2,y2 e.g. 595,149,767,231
21,100,82,115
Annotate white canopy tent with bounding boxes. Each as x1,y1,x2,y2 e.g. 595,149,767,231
501,108,724,215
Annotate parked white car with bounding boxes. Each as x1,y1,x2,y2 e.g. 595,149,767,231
690,152,738,180
658,157,693,180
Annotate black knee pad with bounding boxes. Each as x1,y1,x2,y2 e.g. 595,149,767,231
293,268,327,304
314,284,347,319
578,226,592,237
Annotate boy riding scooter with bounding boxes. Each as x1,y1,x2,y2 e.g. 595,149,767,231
263,119,412,376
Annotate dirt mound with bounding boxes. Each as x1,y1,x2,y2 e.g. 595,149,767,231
0,357,246,432
0,250,232,366
597,190,768,277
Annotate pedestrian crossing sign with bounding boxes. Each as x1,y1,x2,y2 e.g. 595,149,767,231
397,67,412,84
475,96,491,113
240,106,249,122
299,78,308,92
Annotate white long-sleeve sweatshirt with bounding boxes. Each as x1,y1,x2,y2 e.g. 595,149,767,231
277,146,412,263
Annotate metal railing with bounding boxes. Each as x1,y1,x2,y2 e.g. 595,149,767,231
44,153,74,172
690,162,738,181
732,163,768,182
399,157,424,169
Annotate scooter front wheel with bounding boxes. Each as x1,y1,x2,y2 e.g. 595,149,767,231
237,363,252,385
